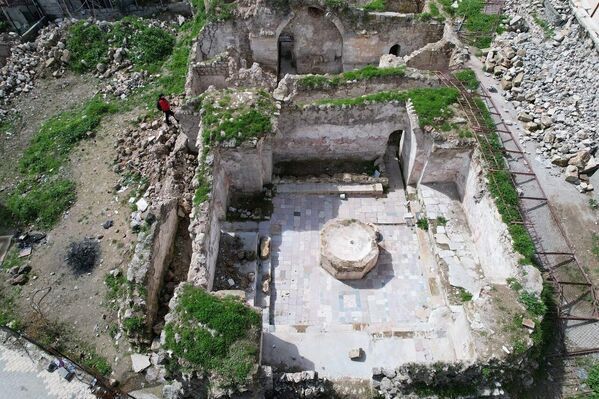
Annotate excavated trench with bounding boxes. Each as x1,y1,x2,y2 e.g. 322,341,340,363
151,215,192,337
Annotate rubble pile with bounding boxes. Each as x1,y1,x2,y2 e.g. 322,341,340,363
0,17,177,118
484,0,599,192
0,21,72,118
114,113,197,223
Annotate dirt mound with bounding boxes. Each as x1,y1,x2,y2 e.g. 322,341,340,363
65,238,100,275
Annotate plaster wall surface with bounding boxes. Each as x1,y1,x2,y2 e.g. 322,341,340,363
419,146,473,187
193,4,444,79
215,138,272,193
188,162,229,290
279,7,344,74
459,156,520,283
274,102,411,162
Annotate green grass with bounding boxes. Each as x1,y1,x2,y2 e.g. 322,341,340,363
193,174,211,206
588,363,599,397
590,198,599,210
66,18,175,73
453,69,480,90
80,349,112,376
439,0,504,48
532,12,554,38
473,97,535,264
200,89,275,146
436,216,448,226
123,315,145,335
519,291,547,317
66,23,109,73
104,273,127,307
19,98,117,176
506,277,523,292
3,97,117,228
164,284,260,387
363,0,385,11
298,65,406,89
592,233,599,260
417,218,429,231
0,287,21,329
1,246,22,271
6,179,76,229
314,87,459,130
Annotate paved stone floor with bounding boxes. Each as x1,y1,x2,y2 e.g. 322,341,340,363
0,336,96,399
269,194,431,327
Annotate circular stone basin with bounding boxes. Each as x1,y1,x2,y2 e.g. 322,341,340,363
320,219,379,280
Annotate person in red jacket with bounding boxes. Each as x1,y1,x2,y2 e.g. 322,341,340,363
157,94,179,126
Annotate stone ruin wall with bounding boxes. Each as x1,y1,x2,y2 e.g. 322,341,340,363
187,3,445,92
286,69,441,103
458,154,524,284
274,102,412,163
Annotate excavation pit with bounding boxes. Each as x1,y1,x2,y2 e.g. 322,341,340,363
320,219,379,280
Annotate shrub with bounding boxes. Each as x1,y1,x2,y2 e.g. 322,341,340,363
417,218,429,231
67,18,175,74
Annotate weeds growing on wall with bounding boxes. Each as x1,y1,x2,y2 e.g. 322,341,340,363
298,65,407,89
453,69,479,90
439,0,504,48
164,285,261,388
200,89,275,146
314,87,460,130
473,96,535,264
3,97,117,228
363,0,386,12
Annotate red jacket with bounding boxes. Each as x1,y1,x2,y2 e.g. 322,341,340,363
158,98,171,112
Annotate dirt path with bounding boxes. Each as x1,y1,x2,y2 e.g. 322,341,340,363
6,105,143,381
0,73,97,196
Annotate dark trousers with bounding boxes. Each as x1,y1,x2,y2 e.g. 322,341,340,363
164,110,178,125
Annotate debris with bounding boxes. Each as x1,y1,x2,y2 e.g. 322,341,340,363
131,354,151,373
102,220,114,229
259,236,271,260
136,198,149,212
348,348,362,360
522,318,535,330
18,247,32,257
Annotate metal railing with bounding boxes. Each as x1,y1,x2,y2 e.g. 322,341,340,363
434,70,599,356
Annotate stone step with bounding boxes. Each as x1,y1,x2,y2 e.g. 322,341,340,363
276,183,384,196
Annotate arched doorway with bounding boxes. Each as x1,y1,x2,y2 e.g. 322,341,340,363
389,44,401,57
385,130,406,187
277,7,343,78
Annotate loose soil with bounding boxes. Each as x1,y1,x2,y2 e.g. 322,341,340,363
0,72,145,383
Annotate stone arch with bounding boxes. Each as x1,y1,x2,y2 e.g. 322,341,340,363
276,6,344,77
389,44,401,56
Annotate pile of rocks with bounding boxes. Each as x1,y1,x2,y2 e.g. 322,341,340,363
6,263,31,285
0,21,73,117
115,121,196,213
484,0,599,191
271,371,331,398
